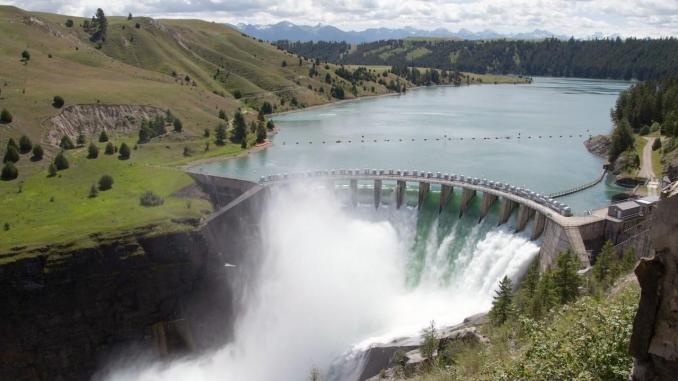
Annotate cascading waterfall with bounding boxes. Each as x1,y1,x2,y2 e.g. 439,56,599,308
104,184,539,381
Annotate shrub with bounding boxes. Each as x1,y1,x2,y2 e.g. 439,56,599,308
3,145,19,163
203,128,210,138
31,144,44,161
0,108,12,123
1,162,18,181
104,142,114,155
98,175,113,190
52,95,65,108
183,146,193,157
21,50,30,62
76,132,86,146
65,19,74,27
260,101,273,115
18,135,32,153
88,184,98,198
7,138,18,150
140,191,164,207
281,60,287,67
99,130,109,142
266,120,275,130
420,321,439,360
232,89,242,99
218,109,227,120
48,163,57,177
60,136,75,150
639,125,650,135
118,142,131,160
652,138,662,151
173,118,183,133
53,151,69,170
87,142,99,159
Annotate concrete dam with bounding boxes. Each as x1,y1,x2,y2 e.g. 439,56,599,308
192,168,632,270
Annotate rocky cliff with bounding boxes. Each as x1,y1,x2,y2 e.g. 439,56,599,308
630,183,678,380
44,104,165,146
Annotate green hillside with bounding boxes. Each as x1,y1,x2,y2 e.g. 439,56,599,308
0,5,408,255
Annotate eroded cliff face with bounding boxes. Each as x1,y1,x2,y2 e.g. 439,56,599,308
0,230,234,381
630,186,678,380
44,104,165,146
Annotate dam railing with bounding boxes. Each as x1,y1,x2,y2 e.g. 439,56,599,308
548,168,607,199
258,168,574,218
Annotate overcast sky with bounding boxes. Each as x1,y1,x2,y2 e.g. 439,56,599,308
4,0,678,38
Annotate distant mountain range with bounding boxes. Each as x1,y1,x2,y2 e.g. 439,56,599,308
234,21,571,43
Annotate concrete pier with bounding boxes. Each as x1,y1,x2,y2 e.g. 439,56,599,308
374,179,382,209
459,188,476,217
439,185,453,213
531,212,546,240
498,198,516,225
396,180,406,209
515,204,534,233
350,179,358,207
479,193,498,222
418,182,430,210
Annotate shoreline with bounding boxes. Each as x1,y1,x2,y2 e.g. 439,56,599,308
185,78,533,171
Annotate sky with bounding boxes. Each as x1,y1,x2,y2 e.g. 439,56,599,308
3,0,678,38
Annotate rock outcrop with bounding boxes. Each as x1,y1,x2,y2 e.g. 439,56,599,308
584,134,611,158
630,184,678,380
44,104,165,146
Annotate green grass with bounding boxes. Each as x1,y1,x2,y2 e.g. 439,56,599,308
0,136,245,258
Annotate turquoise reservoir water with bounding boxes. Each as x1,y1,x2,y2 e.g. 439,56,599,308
196,77,630,212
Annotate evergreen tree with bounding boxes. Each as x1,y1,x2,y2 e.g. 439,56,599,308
530,271,559,319
7,138,18,150
18,135,32,154
98,174,113,190
104,142,115,155
1,108,13,123
89,184,98,198
48,163,57,177
595,240,619,289
218,109,227,120
231,111,247,143
266,120,275,130
60,136,75,150
622,247,637,273
173,118,183,133
52,95,65,108
31,144,44,161
489,276,514,326
215,123,227,145
53,151,69,170
256,121,267,144
118,143,131,160
609,119,635,162
3,145,19,163
553,251,581,304
99,130,109,142
87,142,99,159
1,162,18,181
76,132,86,146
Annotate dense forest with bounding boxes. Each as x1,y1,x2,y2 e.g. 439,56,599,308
275,38,678,81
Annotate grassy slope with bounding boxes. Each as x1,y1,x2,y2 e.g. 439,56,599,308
0,6,526,256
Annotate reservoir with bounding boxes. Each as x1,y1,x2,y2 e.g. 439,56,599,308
197,77,630,213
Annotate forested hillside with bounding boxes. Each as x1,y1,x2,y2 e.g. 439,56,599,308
275,38,678,81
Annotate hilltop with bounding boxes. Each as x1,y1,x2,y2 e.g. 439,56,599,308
0,5,413,254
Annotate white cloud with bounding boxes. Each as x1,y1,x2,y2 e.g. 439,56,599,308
4,0,678,38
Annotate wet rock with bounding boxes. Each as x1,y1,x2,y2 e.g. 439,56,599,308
584,134,611,158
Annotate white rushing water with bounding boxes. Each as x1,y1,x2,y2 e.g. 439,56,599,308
104,185,539,381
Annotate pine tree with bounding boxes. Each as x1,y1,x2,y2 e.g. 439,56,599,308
18,135,32,154
489,276,514,326
89,184,98,198
60,136,75,150
0,108,12,123
256,121,267,143
48,163,57,177
595,240,616,287
215,123,227,146
104,142,115,155
3,145,19,163
31,144,44,161
530,271,559,319
76,132,86,146
7,138,18,150
118,142,131,160
53,151,69,170
1,162,18,180
87,142,99,159
231,111,247,143
553,251,581,304
99,130,109,142
173,118,183,133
